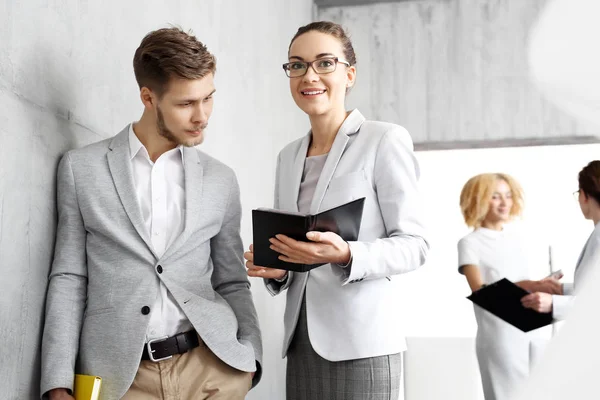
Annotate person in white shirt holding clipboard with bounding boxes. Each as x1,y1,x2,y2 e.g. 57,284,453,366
457,172,562,400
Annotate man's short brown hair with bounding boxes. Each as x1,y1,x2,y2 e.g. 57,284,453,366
133,27,216,97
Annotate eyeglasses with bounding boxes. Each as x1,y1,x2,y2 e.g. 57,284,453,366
573,189,580,200
282,57,351,78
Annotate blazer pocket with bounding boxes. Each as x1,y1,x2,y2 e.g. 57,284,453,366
327,170,368,193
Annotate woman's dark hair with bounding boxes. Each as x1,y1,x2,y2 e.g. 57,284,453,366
289,21,357,66
579,160,600,204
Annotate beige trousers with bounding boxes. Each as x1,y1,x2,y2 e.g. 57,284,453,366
122,338,252,400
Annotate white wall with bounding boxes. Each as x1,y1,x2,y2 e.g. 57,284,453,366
0,2,313,399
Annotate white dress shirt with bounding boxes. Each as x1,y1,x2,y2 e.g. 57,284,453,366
128,123,193,340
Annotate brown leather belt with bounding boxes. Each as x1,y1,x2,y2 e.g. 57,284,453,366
142,330,200,362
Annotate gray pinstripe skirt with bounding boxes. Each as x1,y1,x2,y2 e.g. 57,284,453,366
286,295,402,400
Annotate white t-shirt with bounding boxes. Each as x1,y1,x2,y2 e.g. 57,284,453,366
458,226,532,285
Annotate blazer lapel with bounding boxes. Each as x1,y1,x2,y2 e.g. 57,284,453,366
107,126,157,257
162,146,203,260
309,110,366,214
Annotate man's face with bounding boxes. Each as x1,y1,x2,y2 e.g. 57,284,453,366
154,74,215,147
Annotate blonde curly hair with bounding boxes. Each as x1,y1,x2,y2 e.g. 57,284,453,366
459,173,524,228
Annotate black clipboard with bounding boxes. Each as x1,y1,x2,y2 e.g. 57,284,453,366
252,198,365,272
467,278,553,332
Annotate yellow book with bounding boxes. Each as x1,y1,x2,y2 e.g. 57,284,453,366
74,374,102,400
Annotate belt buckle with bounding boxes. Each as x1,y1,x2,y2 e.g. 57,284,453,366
147,336,173,362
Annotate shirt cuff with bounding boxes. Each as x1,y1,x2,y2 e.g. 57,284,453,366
335,245,353,268
562,282,574,295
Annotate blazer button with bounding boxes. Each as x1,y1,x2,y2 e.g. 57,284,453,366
157,265,163,274
141,306,150,315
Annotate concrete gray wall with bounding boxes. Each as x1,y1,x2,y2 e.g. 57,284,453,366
319,0,598,145
0,1,313,399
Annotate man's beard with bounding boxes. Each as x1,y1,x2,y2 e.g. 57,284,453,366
156,106,207,147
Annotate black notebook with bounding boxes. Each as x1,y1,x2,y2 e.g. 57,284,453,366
252,197,365,272
467,278,553,332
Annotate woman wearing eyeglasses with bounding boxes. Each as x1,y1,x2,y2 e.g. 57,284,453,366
244,21,428,400
457,173,562,400
522,161,600,320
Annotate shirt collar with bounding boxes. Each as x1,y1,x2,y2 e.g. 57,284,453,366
128,123,185,164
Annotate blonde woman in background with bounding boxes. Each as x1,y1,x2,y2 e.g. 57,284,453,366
457,173,562,400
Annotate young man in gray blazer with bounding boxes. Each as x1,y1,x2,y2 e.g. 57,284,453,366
41,27,262,400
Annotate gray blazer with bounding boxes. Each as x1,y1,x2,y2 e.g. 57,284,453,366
265,110,428,361
41,126,262,399
553,222,600,319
